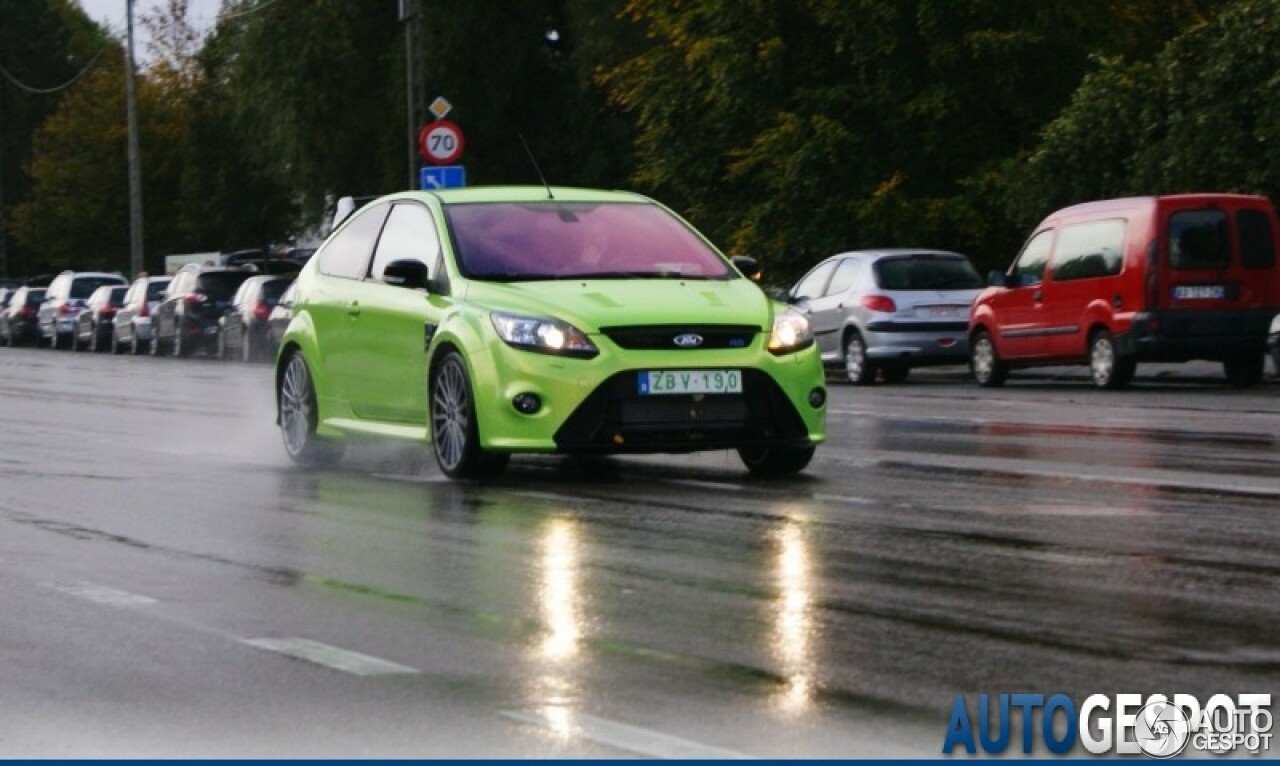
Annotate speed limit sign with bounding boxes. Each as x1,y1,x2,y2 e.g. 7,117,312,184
418,120,464,165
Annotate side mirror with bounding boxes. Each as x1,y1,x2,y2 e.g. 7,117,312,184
382,259,431,290
987,269,1008,288
731,255,762,282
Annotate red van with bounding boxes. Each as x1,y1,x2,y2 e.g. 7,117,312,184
970,194,1280,388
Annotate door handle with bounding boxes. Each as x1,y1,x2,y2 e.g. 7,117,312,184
1032,290,1044,302
347,301,361,317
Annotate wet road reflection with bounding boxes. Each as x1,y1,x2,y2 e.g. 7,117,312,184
531,517,586,737
771,517,816,715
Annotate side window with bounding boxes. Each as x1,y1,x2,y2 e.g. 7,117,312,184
1050,219,1126,281
1238,209,1276,269
1009,230,1053,287
318,203,391,280
1169,210,1229,270
369,203,442,280
824,258,860,296
791,260,837,301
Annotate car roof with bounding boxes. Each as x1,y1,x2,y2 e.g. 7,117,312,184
385,185,653,206
828,248,969,260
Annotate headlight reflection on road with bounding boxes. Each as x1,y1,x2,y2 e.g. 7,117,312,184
773,518,817,714
533,516,586,738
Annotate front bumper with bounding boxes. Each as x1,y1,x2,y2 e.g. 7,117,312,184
464,334,826,454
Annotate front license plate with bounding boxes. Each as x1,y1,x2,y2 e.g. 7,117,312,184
1173,285,1225,300
639,369,743,395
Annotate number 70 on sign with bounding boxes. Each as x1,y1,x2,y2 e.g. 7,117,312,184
418,120,464,165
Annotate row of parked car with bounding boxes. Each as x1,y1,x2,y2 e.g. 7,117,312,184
784,194,1280,388
0,264,297,362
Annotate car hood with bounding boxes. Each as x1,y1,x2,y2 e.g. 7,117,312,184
462,277,775,332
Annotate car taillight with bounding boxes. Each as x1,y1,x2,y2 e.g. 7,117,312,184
253,301,270,321
140,301,150,318
19,306,35,316
185,294,207,307
861,295,897,313
59,303,76,315
101,306,117,318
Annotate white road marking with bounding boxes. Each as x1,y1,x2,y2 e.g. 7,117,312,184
812,493,876,506
46,581,157,607
242,637,419,676
501,709,753,759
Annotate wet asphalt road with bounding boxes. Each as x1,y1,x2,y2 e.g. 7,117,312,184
0,346,1278,757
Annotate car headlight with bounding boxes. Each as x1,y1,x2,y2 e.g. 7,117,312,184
767,309,814,355
491,312,598,358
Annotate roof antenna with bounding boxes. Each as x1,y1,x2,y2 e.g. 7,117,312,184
518,133,555,200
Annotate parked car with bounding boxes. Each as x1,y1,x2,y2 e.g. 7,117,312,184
218,274,295,362
37,271,128,349
73,284,128,352
785,249,983,384
277,187,826,479
266,282,298,354
152,264,253,357
112,275,172,354
970,194,1280,389
1,287,47,346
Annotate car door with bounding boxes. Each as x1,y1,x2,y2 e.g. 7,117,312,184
347,201,448,424
308,202,392,408
788,259,839,360
814,257,861,359
1043,219,1128,358
988,230,1055,360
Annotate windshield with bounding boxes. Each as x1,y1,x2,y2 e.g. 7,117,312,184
261,279,291,303
444,201,733,281
874,255,983,291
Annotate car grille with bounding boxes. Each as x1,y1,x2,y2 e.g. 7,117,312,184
600,324,759,350
554,369,810,453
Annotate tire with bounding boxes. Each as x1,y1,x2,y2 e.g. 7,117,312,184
881,364,910,384
430,352,509,480
1089,329,1134,389
278,351,343,467
843,331,876,385
1224,352,1264,388
243,332,255,363
970,330,1007,387
112,329,123,355
217,332,228,360
738,444,816,477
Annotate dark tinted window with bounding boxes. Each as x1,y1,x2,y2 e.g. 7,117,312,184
71,276,123,299
108,286,128,306
260,279,292,303
319,203,390,280
446,202,731,280
147,280,170,300
370,203,441,280
196,271,252,300
1050,219,1126,281
1169,210,1229,270
26,289,46,306
1238,209,1275,269
874,255,983,290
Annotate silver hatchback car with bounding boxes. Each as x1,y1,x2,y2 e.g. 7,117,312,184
785,249,984,384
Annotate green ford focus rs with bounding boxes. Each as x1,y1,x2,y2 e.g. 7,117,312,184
275,186,826,479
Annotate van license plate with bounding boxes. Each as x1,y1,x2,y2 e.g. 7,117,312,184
1173,285,1225,300
639,370,743,395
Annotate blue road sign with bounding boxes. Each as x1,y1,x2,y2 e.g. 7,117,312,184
420,165,466,190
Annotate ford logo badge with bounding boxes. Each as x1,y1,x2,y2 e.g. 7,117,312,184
673,333,704,348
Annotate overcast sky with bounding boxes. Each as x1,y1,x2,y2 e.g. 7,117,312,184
76,0,221,58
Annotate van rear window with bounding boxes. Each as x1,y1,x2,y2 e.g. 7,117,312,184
1237,209,1276,269
1169,210,1229,270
